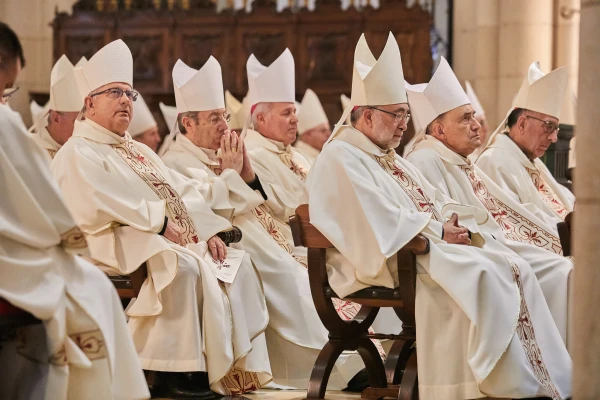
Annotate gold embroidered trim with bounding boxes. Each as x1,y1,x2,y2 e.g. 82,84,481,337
70,329,107,361
112,141,199,245
60,226,88,249
279,149,307,181
375,153,443,222
460,164,562,255
509,261,563,400
526,167,568,220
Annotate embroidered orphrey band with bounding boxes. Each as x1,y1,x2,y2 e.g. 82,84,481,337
113,141,199,245
460,164,562,255
526,167,568,220
509,261,563,400
60,226,88,250
375,153,444,222
279,149,308,181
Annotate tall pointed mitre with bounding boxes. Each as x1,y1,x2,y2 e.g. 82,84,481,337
128,93,157,137
298,89,329,135
30,55,88,133
159,102,178,130
465,80,485,118
404,57,470,155
474,61,568,160
225,90,246,130
340,94,351,124
326,32,406,145
74,39,133,97
173,57,225,113
246,49,295,106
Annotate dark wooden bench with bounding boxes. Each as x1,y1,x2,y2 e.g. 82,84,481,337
290,205,428,400
557,211,573,257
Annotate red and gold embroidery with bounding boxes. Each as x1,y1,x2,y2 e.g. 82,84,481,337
113,141,199,245
70,329,107,361
220,366,263,395
460,164,562,255
526,167,568,220
509,261,563,400
375,153,443,222
279,149,307,181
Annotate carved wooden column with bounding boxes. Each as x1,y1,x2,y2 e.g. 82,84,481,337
572,0,600,398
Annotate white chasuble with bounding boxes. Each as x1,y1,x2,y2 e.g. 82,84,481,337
307,126,571,400
476,133,575,225
162,134,369,389
51,119,272,394
0,104,149,400
245,129,311,222
408,135,573,342
293,139,320,164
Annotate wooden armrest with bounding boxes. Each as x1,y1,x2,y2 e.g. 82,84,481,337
557,211,574,257
402,235,429,255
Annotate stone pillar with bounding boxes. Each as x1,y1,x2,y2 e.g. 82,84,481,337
497,0,554,124
572,0,600,398
554,0,581,124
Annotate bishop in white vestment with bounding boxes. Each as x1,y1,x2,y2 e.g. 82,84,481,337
404,59,573,343
0,26,149,398
29,55,87,159
50,40,271,397
294,88,331,163
161,57,365,389
475,62,575,225
308,32,571,400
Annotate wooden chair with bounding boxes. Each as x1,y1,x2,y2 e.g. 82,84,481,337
289,205,429,400
557,211,573,257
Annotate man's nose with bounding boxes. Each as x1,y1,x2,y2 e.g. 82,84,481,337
471,117,481,132
549,130,559,143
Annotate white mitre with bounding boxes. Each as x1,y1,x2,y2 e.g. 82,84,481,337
226,90,249,130
326,32,406,145
159,102,178,131
404,57,470,155
247,49,295,106
340,94,351,124
128,93,157,137
465,80,485,119
298,89,329,135
30,55,88,132
474,61,568,160
74,39,133,98
158,57,225,155
29,100,48,132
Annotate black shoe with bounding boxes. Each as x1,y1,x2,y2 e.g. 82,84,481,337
151,372,217,399
343,368,371,392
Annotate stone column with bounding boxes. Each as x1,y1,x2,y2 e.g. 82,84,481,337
572,0,600,398
554,0,581,124
497,0,554,124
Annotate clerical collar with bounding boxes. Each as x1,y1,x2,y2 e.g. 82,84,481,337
73,118,133,144
36,126,62,151
498,132,537,168
334,126,389,157
413,135,471,166
246,128,289,153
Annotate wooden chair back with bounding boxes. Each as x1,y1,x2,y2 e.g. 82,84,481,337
557,211,573,257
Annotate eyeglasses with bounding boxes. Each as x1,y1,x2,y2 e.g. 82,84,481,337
208,113,231,125
368,106,411,123
2,86,20,100
90,87,139,102
526,115,559,134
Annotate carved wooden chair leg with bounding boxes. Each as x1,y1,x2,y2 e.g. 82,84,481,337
397,348,418,400
356,336,387,389
306,339,348,399
385,337,416,385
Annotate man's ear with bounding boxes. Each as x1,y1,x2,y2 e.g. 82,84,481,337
363,109,373,127
84,96,94,112
517,114,527,135
431,120,445,138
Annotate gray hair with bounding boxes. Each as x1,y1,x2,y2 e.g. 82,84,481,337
251,102,274,128
350,106,367,126
177,111,199,134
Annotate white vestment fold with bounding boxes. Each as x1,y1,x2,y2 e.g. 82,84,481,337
0,104,149,400
293,139,320,164
408,135,573,343
51,118,272,394
162,134,365,388
30,126,61,160
476,134,575,225
306,126,572,400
